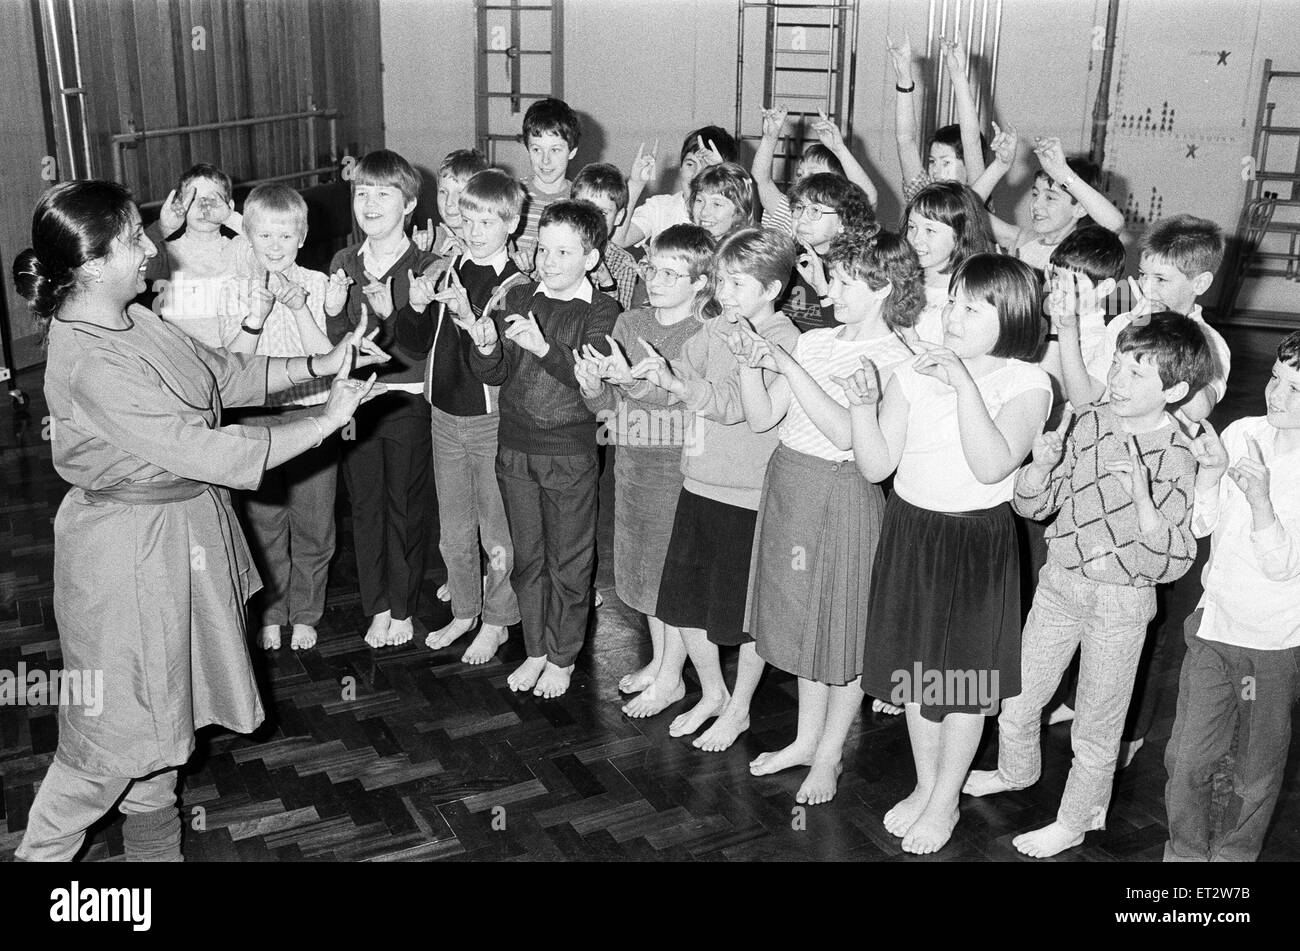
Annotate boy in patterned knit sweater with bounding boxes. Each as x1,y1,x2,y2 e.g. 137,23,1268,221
964,313,1215,858
462,200,620,699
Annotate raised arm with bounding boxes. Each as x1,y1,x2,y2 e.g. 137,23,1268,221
614,141,657,248
1035,136,1124,234
887,32,926,188
811,110,878,208
941,35,986,183
975,122,1022,247
752,106,790,216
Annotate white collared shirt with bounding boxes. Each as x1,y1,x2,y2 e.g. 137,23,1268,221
460,246,510,274
358,235,412,280
533,276,594,304
1193,417,1300,650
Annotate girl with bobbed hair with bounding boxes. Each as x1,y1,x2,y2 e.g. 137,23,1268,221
13,180,387,861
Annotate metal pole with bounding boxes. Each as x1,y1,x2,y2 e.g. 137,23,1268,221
976,0,989,118
66,0,93,177
43,0,76,180
988,0,1004,111
1088,0,1121,168
844,0,859,140
734,0,744,141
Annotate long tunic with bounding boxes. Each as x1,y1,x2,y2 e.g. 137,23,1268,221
43,303,274,777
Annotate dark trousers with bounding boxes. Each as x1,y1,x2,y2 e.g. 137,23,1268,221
1164,609,1300,861
342,401,432,620
496,445,597,668
238,404,338,627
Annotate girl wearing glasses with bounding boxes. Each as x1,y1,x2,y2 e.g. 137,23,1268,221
781,173,876,333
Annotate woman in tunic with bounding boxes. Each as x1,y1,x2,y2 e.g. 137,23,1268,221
12,180,387,862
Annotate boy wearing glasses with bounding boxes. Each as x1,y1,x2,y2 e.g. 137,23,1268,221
779,174,876,332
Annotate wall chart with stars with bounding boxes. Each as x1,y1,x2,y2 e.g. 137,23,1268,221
1102,0,1261,239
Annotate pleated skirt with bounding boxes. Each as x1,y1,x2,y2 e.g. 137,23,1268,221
747,444,885,685
861,496,1022,721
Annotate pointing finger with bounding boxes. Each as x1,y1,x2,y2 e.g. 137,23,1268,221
1245,434,1264,463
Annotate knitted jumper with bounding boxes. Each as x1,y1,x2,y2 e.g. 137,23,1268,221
1013,402,1197,586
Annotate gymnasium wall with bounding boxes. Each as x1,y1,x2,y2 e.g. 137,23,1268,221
382,0,1300,318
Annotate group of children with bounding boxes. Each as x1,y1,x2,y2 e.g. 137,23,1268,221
142,40,1299,862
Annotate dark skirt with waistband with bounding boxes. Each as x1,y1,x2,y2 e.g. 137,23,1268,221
656,488,758,646
747,443,885,685
862,495,1022,722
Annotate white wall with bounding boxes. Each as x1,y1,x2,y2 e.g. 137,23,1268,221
380,0,1300,318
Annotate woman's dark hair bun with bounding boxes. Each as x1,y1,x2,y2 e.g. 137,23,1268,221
13,247,77,325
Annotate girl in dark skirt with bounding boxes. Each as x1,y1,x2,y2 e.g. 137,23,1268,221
572,225,715,718
629,228,800,752
843,253,1051,854
731,228,922,804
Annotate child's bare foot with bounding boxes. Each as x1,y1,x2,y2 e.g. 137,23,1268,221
901,804,960,855
462,624,508,665
871,698,904,716
290,624,317,651
669,692,728,738
508,655,548,692
621,676,685,718
1013,821,1084,858
883,786,932,837
796,759,844,805
618,662,658,695
426,615,476,651
962,769,1028,797
749,740,817,776
436,583,451,603
387,616,414,646
693,700,751,752
363,611,392,648
259,625,282,650
534,662,573,699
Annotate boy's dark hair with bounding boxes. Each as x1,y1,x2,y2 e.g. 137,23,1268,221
353,149,422,205
689,163,756,232
1140,214,1225,279
825,226,925,331
680,126,738,164
949,252,1043,360
572,162,629,212
522,97,581,150
905,181,996,274
1279,329,1300,369
438,148,489,182
788,173,875,234
459,168,526,222
649,224,715,281
1034,155,1101,205
176,163,232,203
1049,224,1126,285
539,199,607,253
800,143,845,178
1115,311,1215,394
930,123,989,165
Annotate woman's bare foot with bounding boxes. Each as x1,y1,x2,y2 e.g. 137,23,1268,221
668,692,728,738
871,698,904,716
693,700,751,752
508,655,548,692
1013,821,1084,858
749,740,817,776
796,760,844,805
962,770,1026,797
363,611,392,648
426,615,477,651
534,662,574,699
462,624,508,665
436,583,451,603
618,662,658,695
621,677,685,718
290,624,317,651
883,786,932,837
259,625,282,650
386,616,414,647
901,804,960,855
